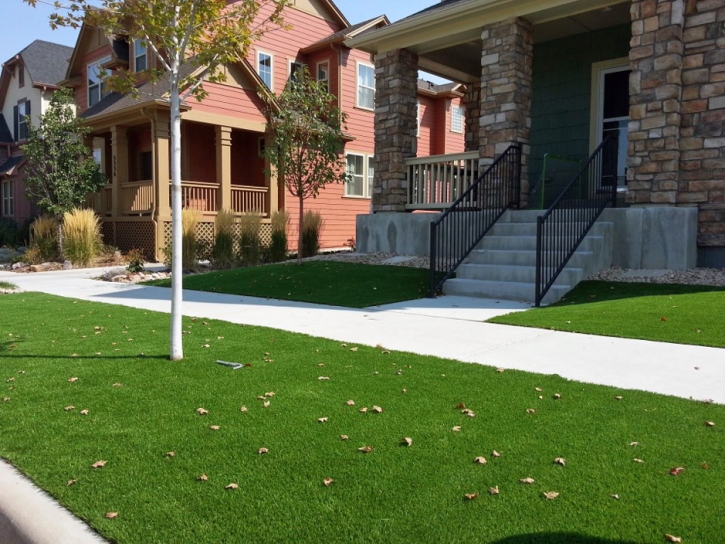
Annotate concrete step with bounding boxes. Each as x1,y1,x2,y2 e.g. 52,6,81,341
489,221,613,237
456,263,584,286
442,278,570,305
480,235,605,252
466,249,596,268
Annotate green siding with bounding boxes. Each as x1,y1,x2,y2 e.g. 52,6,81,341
529,25,631,200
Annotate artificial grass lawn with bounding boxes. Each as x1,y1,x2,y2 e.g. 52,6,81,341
489,281,725,349
1,294,724,544
145,261,430,308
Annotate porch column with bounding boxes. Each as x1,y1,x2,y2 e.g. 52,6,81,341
478,18,533,193
216,125,232,211
110,126,128,217
154,119,171,217
464,81,482,152
628,0,685,206
373,48,419,213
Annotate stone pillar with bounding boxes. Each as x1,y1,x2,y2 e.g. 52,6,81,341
154,119,171,217
679,0,725,252
216,125,232,212
464,81,482,152
627,0,685,206
373,48,419,213
110,126,128,218
478,17,533,191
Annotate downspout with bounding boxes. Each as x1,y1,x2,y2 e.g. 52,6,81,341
141,107,159,259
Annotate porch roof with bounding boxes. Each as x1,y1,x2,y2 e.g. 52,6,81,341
0,156,24,176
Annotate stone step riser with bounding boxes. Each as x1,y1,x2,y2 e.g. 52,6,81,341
442,278,569,305
465,250,595,268
480,235,604,252
456,264,584,285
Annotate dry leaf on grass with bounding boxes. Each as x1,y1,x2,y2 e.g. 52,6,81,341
464,493,478,501
705,421,715,427
488,486,500,496
474,457,487,465
350,347,359,352
611,494,620,500
496,368,505,373
665,535,682,543
543,491,559,500
702,463,710,470
358,446,373,453
258,448,269,455
629,442,640,447
240,406,248,412
67,479,77,486
112,383,123,388
105,512,118,519
372,406,383,414
64,406,75,411
6,378,14,383
554,458,566,466
92,460,107,469
492,450,501,458
318,417,328,423
402,437,413,446
535,387,543,392
615,396,623,401
553,393,562,399
210,425,220,431
263,401,271,408
318,376,330,381
80,409,89,416
323,478,334,487
455,402,467,409
346,400,355,406
197,474,208,481
68,377,79,383
452,426,461,432
669,467,685,476
340,435,349,441
264,392,275,398
196,408,209,416
225,483,239,490
359,407,368,414
520,478,535,484
634,458,645,463
166,452,175,458
526,409,536,414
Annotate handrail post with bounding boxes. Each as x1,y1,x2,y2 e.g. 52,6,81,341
429,221,437,298
535,215,543,307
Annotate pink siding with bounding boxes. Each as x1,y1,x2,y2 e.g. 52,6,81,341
193,83,267,123
417,96,435,157
445,96,466,154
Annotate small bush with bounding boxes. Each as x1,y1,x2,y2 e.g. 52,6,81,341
182,209,201,270
0,218,19,247
213,209,236,269
238,212,261,266
62,208,102,267
30,216,59,262
126,248,146,273
269,210,289,263
301,210,323,258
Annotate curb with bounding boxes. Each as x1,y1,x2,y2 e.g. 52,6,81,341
0,461,107,544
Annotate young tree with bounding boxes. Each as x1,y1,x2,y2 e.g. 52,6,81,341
26,0,290,361
264,68,349,263
22,88,105,242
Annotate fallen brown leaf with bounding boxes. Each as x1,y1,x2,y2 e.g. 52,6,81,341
323,478,334,487
488,486,500,495
553,393,562,399
350,347,359,352
263,401,271,408
91,460,107,469
554,457,566,466
372,406,383,414
80,409,89,416
258,448,269,455
664,535,682,543
197,474,208,481
210,425,220,431
474,457,487,465
455,402,467,410
64,406,75,411
660,316,668,322
496,368,505,373
264,392,275,398
240,406,248,412
452,426,461,432
543,491,559,500
520,478,535,484
464,493,478,500
225,483,239,490
318,417,328,423
669,467,685,476
702,462,710,470
526,409,536,414
196,408,209,416
68,377,79,383
705,421,715,427
67,479,77,486
340,435,349,441
358,446,373,453
492,450,501,458
634,458,645,463
346,400,355,406
166,452,176,458
105,512,118,519
359,407,368,413
318,376,330,381
402,437,413,446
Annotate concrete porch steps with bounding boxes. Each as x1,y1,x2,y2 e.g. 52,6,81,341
442,210,614,305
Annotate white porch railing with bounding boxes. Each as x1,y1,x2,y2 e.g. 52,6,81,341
406,151,480,210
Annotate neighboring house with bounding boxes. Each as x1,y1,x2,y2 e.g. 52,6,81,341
348,0,725,304
65,0,465,260
0,40,74,226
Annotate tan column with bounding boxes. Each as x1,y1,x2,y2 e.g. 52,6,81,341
265,133,279,217
155,119,171,217
110,126,128,217
216,125,232,211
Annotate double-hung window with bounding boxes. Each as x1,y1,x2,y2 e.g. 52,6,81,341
357,62,375,110
345,153,375,198
16,101,30,141
88,57,111,107
134,40,147,72
258,51,273,89
317,61,329,90
289,60,305,84
451,105,464,133
1,181,14,217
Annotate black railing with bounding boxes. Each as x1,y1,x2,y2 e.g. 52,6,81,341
535,135,617,306
429,144,522,297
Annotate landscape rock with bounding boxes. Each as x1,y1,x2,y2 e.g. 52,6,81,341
63,261,73,270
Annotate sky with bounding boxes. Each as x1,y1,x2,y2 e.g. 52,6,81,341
0,0,437,64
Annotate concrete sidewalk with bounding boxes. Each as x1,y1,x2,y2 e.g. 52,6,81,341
2,266,724,404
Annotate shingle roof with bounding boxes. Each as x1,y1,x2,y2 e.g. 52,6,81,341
0,155,23,175
304,16,388,50
0,114,12,143
417,79,462,95
400,0,473,22
15,40,74,87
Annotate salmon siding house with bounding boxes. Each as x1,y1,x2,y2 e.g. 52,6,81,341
65,0,465,260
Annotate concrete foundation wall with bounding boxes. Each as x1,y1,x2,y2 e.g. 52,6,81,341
357,213,438,255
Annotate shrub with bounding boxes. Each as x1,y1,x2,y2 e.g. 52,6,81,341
0,218,19,247
126,248,146,273
30,216,59,262
213,209,236,269
237,212,261,266
269,210,289,263
182,209,201,270
62,208,102,267
301,210,323,258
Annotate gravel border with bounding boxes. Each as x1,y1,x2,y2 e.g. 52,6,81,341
588,267,725,287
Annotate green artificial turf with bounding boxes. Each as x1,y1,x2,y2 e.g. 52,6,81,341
146,261,430,308
1,293,723,544
0,281,17,290
489,281,725,349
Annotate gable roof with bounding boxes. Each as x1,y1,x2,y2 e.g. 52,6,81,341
0,156,24,176
0,114,12,144
301,15,389,53
6,40,74,87
417,79,465,97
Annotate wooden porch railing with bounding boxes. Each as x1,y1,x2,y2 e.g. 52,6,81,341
406,151,480,210
121,180,154,215
232,185,268,216
170,181,220,213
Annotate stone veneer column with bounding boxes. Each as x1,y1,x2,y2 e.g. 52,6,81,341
679,0,725,250
627,0,685,205
478,17,533,192
464,81,482,152
373,48,419,213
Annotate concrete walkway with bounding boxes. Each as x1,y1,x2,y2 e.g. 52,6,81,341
1,266,723,544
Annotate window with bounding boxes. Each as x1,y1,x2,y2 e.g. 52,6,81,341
258,51,273,89
289,60,305,84
451,105,464,133
16,101,30,141
18,65,24,88
1,180,13,217
317,61,329,90
134,40,147,72
345,152,375,198
88,57,111,107
356,62,375,110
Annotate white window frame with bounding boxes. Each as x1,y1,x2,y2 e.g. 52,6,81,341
133,40,148,72
1,180,14,217
451,105,464,134
257,50,274,90
345,152,374,199
316,60,329,88
356,61,375,111
87,56,111,107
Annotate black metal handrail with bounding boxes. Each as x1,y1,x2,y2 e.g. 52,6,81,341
429,144,522,297
535,135,618,306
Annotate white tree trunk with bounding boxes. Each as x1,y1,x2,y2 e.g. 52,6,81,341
170,72,184,361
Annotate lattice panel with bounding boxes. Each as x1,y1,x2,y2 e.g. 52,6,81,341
163,221,273,249
101,222,115,247
115,221,156,260
163,221,172,249
196,222,215,244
